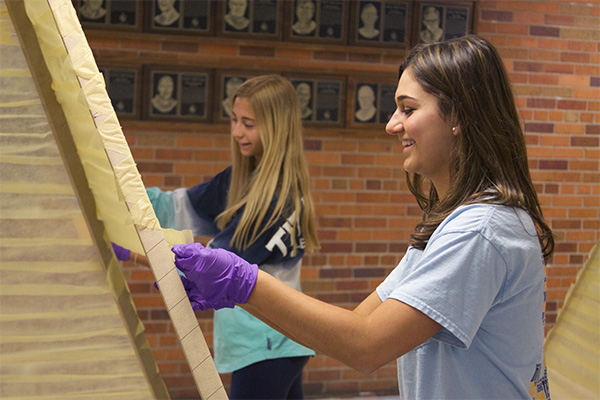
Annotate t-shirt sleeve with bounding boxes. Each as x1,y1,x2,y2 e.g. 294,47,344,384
378,230,508,349
146,186,175,227
186,167,231,221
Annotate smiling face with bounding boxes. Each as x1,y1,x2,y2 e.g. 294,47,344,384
386,68,458,196
231,97,263,161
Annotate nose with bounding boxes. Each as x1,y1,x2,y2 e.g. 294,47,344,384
231,121,243,139
385,109,404,136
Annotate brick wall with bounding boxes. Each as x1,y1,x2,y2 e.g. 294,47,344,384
85,1,599,398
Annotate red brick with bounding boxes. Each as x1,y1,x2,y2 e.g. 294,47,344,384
530,26,560,37
527,98,556,109
545,14,575,27
481,10,513,22
571,136,600,147
561,51,590,63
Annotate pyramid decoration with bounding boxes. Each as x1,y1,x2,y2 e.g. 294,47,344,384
544,242,600,399
0,0,226,398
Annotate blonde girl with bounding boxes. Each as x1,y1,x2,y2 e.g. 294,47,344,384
147,74,319,399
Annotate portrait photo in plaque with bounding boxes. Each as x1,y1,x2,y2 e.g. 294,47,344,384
349,77,396,127
287,74,345,127
216,71,256,122
149,0,212,34
99,65,140,119
353,83,379,124
287,0,347,43
292,79,315,121
415,1,472,44
76,0,141,30
350,0,410,47
219,0,282,38
145,67,211,122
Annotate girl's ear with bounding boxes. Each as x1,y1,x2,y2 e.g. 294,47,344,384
448,114,460,136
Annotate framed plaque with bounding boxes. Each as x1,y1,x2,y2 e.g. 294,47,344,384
215,71,258,122
413,1,473,44
349,0,411,47
75,0,142,30
285,0,348,44
217,0,283,39
147,0,213,35
99,65,141,119
143,66,212,122
285,74,345,127
347,76,397,128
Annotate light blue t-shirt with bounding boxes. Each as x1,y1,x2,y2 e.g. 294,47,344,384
377,204,550,400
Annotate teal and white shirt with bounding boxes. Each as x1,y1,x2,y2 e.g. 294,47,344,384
148,166,315,373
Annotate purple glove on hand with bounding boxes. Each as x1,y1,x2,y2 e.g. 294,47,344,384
111,242,130,262
172,243,258,311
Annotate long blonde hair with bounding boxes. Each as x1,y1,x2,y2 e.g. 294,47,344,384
216,75,320,254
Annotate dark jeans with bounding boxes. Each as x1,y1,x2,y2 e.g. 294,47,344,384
229,356,310,400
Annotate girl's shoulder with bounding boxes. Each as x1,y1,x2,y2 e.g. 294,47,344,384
441,203,532,233
435,204,539,252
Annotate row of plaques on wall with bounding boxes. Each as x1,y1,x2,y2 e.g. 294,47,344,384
100,65,399,128
76,0,474,48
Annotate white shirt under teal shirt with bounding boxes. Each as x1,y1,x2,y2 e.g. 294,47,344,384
377,204,550,399
147,167,314,373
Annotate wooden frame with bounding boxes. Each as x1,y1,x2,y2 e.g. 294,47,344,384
99,64,142,120
146,0,214,35
413,1,473,45
284,0,348,44
143,66,212,122
347,75,397,128
284,73,346,127
74,0,142,31
349,0,412,48
217,0,283,39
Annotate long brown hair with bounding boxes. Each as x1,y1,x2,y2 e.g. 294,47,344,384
400,35,554,261
216,75,320,254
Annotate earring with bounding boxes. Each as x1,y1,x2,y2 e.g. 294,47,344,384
452,126,457,133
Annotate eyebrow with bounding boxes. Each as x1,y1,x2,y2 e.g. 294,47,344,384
231,112,256,122
396,95,415,102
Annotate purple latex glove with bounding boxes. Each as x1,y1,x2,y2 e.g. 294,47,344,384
171,243,258,311
111,242,130,262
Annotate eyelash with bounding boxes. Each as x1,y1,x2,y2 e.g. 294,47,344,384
231,118,254,129
400,107,414,116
